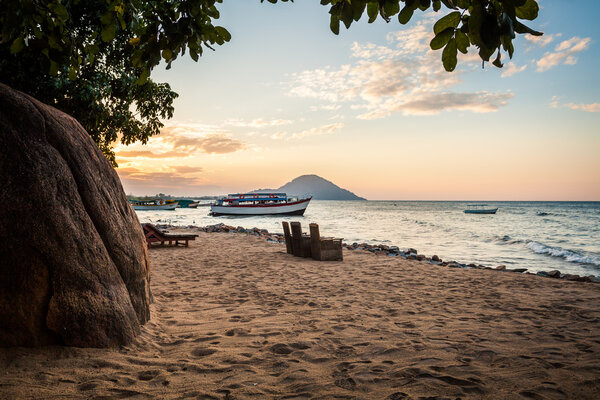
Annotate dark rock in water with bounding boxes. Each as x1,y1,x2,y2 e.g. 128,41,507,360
407,248,418,255
537,271,548,277
496,265,507,270
546,270,561,278
431,255,440,262
0,84,150,347
511,268,528,273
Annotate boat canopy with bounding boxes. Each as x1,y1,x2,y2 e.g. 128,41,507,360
225,193,287,202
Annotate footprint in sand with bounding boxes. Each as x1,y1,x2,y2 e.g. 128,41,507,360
137,370,161,381
192,347,218,357
334,376,356,390
271,344,293,355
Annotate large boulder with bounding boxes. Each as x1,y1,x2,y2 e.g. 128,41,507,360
0,83,151,347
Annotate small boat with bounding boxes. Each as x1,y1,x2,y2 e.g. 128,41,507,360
130,199,178,211
210,193,311,216
175,199,200,208
464,204,498,214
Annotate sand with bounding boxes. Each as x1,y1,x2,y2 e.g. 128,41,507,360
1,230,600,399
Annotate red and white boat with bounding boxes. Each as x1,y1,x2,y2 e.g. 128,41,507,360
210,193,311,216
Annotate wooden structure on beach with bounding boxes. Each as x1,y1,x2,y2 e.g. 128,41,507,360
142,223,198,248
282,221,343,261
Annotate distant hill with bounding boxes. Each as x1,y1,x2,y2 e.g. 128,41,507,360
255,174,365,200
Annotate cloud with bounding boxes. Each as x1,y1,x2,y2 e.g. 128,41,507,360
225,118,293,128
565,102,600,113
116,150,190,159
117,165,220,195
536,37,591,72
525,33,560,48
271,123,344,140
357,92,514,118
284,20,511,118
154,123,247,154
501,62,527,78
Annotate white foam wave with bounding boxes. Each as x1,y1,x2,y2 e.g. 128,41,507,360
526,241,600,266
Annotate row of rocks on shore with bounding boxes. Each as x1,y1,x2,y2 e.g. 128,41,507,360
158,223,599,284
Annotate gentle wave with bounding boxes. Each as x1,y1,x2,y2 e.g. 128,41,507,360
494,235,524,245
526,241,600,267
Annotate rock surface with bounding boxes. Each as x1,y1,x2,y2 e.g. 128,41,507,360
0,84,150,347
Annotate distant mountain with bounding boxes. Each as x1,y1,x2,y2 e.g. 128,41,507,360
255,174,365,200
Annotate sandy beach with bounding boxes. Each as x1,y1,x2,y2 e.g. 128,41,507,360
1,230,599,399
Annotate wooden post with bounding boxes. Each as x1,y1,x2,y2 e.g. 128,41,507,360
309,223,322,261
282,221,293,254
290,222,304,257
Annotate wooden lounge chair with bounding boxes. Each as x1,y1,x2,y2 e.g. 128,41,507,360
282,221,293,255
309,223,343,261
289,222,312,258
142,223,198,249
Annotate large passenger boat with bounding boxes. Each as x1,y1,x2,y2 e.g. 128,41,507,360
210,193,311,216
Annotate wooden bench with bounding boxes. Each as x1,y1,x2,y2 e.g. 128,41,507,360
142,223,198,248
282,221,342,261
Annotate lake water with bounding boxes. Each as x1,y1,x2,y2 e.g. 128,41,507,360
135,201,600,277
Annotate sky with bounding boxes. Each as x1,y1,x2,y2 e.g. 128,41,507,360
115,1,600,200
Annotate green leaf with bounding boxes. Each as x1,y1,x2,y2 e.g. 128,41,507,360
101,24,116,42
367,3,379,23
352,0,366,21
215,26,231,41
419,0,431,11
49,60,58,75
442,38,457,71
514,21,543,36
433,0,441,12
455,30,469,54
492,52,503,68
9,36,24,54
68,66,77,80
430,27,454,50
330,16,340,35
136,68,150,85
162,49,173,61
516,0,538,21
398,5,414,25
433,11,461,35
383,2,400,17
100,12,113,25
441,0,458,9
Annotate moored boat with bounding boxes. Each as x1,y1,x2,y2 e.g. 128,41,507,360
130,199,178,210
464,204,498,214
210,193,311,216
175,199,200,208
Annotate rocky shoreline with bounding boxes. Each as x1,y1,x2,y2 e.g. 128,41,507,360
158,223,599,284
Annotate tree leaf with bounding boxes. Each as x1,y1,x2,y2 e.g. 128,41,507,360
514,21,543,36
398,5,414,25
430,27,454,50
442,38,457,71
383,2,400,17
9,36,24,54
215,26,231,41
516,0,538,21
330,15,340,35
366,2,378,23
433,11,461,35
162,49,173,61
101,24,116,42
455,30,469,54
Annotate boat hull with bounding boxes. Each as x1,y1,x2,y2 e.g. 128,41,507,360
464,208,498,214
210,198,310,216
132,204,178,211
